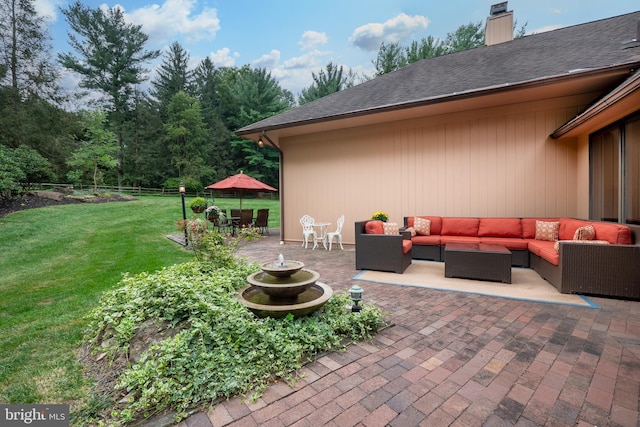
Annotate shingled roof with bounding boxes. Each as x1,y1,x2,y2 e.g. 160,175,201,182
237,11,640,136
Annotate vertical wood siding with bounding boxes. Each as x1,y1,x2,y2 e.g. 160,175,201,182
281,96,588,244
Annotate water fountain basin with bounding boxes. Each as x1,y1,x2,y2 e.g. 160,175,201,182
247,269,320,298
260,260,304,278
238,282,333,318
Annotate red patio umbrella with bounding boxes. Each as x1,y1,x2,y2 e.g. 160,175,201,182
206,172,277,209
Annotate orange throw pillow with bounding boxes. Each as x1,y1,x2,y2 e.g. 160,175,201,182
365,220,384,234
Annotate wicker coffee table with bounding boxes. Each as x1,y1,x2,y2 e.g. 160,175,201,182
444,242,512,283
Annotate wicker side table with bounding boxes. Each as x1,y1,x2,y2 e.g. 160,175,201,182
444,242,512,284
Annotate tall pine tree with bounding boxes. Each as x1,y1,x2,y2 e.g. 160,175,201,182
0,0,59,101
59,1,160,187
151,41,193,115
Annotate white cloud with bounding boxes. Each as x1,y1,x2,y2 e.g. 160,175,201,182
118,0,220,46
298,31,328,50
33,0,59,21
282,49,327,70
268,49,333,95
253,49,281,69
349,13,430,51
209,48,239,67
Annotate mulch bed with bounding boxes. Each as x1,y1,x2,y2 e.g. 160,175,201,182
0,192,134,218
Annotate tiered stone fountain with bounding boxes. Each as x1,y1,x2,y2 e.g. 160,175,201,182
238,254,333,318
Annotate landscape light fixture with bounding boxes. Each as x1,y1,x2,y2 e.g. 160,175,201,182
179,182,188,246
349,285,363,312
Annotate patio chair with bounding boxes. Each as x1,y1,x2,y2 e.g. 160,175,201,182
326,215,345,250
253,209,269,235
238,209,254,229
300,215,317,249
214,209,232,233
355,220,412,273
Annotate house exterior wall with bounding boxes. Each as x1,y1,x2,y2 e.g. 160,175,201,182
280,94,595,245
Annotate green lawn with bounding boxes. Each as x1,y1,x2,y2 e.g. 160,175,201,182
0,195,279,408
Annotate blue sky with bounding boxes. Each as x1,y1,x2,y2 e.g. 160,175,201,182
37,0,640,97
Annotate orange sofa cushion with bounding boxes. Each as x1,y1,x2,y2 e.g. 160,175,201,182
365,220,384,234
441,217,479,236
592,222,632,244
528,240,555,258
558,218,632,244
539,245,559,266
479,237,530,250
478,218,522,238
440,235,481,245
402,240,412,254
412,235,441,245
558,218,588,240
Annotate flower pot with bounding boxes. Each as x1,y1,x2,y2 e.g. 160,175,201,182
191,206,205,213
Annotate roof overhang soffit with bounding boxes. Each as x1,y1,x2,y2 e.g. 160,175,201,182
551,68,640,139
236,64,636,143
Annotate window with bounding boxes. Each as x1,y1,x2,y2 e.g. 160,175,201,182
590,113,640,224
625,117,640,224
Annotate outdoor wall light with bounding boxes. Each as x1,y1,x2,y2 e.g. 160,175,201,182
349,285,363,312
257,137,264,148
179,181,188,245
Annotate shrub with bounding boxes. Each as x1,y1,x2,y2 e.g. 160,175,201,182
84,259,384,424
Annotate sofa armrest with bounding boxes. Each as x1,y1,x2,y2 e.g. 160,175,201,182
559,242,640,298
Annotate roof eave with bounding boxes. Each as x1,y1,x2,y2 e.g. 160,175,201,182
551,66,640,139
235,63,639,139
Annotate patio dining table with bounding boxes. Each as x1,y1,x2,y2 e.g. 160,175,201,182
312,221,331,250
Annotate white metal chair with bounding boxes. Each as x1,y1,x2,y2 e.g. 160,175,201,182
326,215,345,251
300,214,317,249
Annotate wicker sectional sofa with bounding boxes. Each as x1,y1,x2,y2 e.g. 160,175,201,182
401,216,640,299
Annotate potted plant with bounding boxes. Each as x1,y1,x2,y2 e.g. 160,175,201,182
370,211,389,222
189,197,206,213
205,205,225,223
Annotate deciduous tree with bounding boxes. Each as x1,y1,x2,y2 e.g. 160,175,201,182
66,110,117,192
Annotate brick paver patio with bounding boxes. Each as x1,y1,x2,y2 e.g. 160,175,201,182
170,231,640,427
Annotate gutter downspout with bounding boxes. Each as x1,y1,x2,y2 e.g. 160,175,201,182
261,131,284,243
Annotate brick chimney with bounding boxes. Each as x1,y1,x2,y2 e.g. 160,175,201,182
485,2,514,46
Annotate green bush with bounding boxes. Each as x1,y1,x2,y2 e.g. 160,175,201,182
164,177,201,193
0,145,53,198
84,258,384,424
